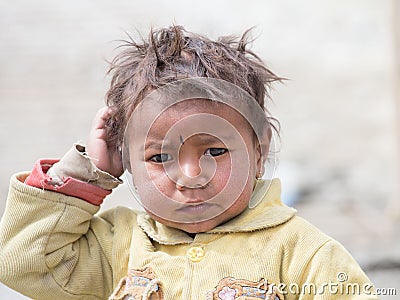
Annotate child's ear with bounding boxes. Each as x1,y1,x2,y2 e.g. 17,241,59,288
255,125,272,177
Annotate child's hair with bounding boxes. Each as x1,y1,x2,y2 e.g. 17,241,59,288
105,25,283,149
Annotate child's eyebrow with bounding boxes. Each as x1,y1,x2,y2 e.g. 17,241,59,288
187,134,235,145
141,134,235,151
142,140,172,151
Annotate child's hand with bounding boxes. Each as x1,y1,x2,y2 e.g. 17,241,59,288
86,107,124,178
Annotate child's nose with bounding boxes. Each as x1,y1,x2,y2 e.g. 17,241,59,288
167,155,215,190
181,157,201,177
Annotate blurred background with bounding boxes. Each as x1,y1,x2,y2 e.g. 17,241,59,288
0,0,399,298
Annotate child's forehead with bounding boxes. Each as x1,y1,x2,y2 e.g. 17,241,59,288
140,98,253,140
149,98,248,126
125,77,269,147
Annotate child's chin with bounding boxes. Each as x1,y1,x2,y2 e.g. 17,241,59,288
148,212,218,233
169,221,216,234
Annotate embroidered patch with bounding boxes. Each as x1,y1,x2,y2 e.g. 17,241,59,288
108,267,164,300
208,277,283,300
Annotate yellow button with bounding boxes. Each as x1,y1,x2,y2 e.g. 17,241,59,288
187,246,205,262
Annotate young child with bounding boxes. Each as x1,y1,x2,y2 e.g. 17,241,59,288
0,26,377,300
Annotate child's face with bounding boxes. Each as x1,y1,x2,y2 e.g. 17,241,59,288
127,99,265,233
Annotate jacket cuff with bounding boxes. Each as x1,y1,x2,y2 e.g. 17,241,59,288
47,144,123,190
24,159,111,206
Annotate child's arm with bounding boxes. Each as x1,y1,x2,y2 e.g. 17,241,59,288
27,107,123,200
287,218,379,299
0,108,127,299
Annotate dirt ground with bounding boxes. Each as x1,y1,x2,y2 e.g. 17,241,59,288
0,0,399,298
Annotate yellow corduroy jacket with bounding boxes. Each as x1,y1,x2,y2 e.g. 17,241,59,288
0,173,377,300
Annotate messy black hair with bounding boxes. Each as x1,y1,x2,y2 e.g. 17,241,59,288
105,25,283,149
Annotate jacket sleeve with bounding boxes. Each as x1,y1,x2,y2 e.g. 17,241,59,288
0,173,119,299
297,240,379,300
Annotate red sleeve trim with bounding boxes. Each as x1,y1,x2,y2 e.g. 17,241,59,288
24,159,110,206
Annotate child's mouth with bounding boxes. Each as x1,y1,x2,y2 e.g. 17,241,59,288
176,202,216,215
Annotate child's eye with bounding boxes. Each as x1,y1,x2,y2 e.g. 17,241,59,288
149,153,173,163
204,148,227,157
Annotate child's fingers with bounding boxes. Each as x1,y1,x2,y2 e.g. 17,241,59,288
92,107,112,129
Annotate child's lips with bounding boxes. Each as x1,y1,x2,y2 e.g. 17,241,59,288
183,198,206,204
176,202,216,215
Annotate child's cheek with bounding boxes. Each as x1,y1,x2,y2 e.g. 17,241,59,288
212,157,232,192
146,167,175,195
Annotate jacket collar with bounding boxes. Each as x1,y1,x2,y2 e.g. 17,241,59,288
137,178,296,245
